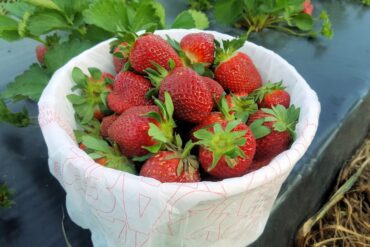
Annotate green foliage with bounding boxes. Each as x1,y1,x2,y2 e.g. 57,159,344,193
1,64,49,102
0,0,210,128
213,0,333,39
188,0,213,11
171,9,209,29
0,183,14,209
0,99,30,127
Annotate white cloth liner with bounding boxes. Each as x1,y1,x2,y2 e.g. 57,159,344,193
38,29,320,247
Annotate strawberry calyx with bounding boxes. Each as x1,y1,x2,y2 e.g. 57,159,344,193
163,139,199,177
144,60,175,98
227,94,258,123
215,94,236,121
250,105,300,140
74,121,136,173
250,81,286,103
214,34,248,66
142,92,176,154
194,120,247,171
67,67,113,124
81,135,136,174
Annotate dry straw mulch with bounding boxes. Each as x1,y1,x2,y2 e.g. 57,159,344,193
296,134,370,247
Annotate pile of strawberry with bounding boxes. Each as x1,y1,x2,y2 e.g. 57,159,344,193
67,31,300,183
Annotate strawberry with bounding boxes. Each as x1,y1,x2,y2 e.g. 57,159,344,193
108,105,160,158
194,120,256,179
106,71,152,114
214,36,262,94
112,42,129,73
190,94,239,141
108,93,176,158
157,67,213,123
303,0,314,15
202,76,224,106
180,33,215,66
127,33,183,73
248,105,300,161
100,114,119,138
250,82,290,109
140,141,200,183
67,67,114,123
36,44,48,65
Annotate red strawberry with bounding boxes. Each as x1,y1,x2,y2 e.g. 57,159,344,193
195,120,256,179
251,82,290,109
112,42,129,73
36,44,48,64
247,105,300,161
140,149,200,183
180,33,215,66
214,36,262,94
67,67,113,123
303,0,314,15
202,76,224,106
129,34,183,73
158,67,213,123
108,105,160,158
107,71,152,114
100,114,119,138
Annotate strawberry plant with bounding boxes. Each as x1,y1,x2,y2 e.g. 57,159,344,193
190,0,333,38
0,0,209,128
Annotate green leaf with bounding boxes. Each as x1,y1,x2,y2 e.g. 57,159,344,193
145,111,162,123
88,67,102,81
81,135,112,153
1,64,49,102
0,15,18,32
320,10,333,39
71,67,86,86
27,10,70,36
164,92,174,120
214,0,243,25
143,143,162,153
44,39,94,73
131,1,163,31
171,9,209,29
249,118,271,139
67,94,86,105
225,120,240,132
3,2,35,18
292,13,313,31
132,153,154,162
148,123,168,143
26,0,63,13
0,99,30,127
0,183,14,209
83,0,129,33
193,128,213,140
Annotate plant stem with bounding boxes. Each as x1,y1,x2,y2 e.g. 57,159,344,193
268,25,311,37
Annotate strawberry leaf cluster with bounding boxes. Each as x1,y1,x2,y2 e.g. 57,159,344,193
190,0,334,38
